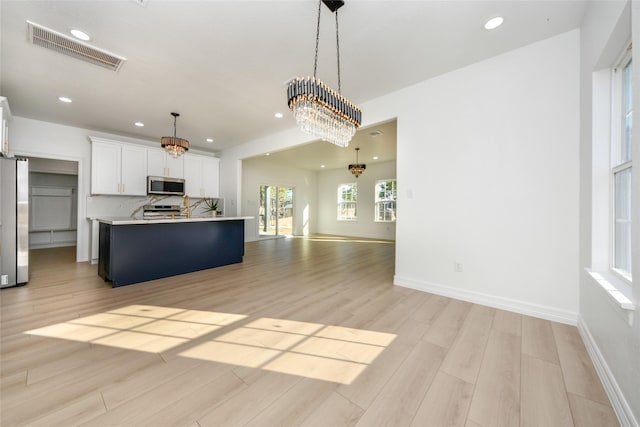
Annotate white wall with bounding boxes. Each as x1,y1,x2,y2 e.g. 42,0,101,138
391,30,581,324
316,161,396,240
578,1,640,424
220,30,582,324
241,155,317,241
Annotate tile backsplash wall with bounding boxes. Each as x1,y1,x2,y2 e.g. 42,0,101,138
86,195,215,220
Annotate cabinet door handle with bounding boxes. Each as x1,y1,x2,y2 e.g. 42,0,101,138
122,183,125,193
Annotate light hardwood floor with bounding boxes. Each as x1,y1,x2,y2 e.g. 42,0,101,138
0,237,619,426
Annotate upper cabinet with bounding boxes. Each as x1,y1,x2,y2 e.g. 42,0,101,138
90,138,147,195
0,97,12,157
147,148,183,178
183,153,219,198
90,138,218,198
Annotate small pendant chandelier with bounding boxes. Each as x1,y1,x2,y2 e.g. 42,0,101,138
348,147,366,178
161,112,189,158
286,0,361,148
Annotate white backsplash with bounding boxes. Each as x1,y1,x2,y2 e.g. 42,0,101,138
86,195,214,220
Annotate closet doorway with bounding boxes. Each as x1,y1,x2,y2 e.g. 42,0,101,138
259,185,293,237
28,157,78,250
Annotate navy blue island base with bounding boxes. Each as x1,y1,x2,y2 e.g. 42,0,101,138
98,219,245,287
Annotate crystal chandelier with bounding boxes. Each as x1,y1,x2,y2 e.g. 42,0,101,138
348,147,366,178
287,0,361,148
161,112,189,158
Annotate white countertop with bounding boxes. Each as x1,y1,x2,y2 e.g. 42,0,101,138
97,216,253,225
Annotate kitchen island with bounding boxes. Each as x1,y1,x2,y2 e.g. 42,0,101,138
97,216,251,287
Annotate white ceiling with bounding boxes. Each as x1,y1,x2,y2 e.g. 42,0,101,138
1,0,587,166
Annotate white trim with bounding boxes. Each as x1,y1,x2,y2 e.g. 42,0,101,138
374,179,397,223
393,275,577,325
587,269,634,310
578,316,639,427
613,159,633,173
610,45,633,280
611,267,633,287
337,182,358,221
12,149,88,262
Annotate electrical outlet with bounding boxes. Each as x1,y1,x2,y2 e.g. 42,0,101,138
1,275,8,285
454,262,463,272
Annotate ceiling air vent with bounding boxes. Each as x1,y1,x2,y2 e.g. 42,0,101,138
26,20,126,72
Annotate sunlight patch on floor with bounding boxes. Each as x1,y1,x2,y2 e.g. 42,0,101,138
291,235,394,244
179,317,396,384
26,306,396,385
26,304,247,353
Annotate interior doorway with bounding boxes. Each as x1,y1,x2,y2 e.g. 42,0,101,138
259,185,293,237
27,157,78,250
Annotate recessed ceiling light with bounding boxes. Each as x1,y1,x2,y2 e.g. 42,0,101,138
373,156,379,160
265,153,271,156
206,138,214,143
369,130,383,137
69,28,91,41
58,96,72,103
274,112,284,119
484,16,504,30
321,165,325,168
134,122,144,127
131,0,149,7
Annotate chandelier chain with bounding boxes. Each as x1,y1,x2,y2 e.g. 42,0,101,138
335,10,341,93
173,115,177,137
313,0,322,78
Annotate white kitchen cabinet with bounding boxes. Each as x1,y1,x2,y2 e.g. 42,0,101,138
147,148,183,178
183,153,219,198
183,154,201,197
201,156,219,198
121,145,147,194
90,138,147,195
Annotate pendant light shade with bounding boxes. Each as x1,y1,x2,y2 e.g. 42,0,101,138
348,147,366,178
286,0,361,148
161,112,189,158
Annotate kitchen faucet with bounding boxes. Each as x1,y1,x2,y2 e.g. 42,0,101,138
183,195,190,218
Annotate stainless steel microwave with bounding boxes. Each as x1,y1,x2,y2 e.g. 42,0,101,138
147,176,185,196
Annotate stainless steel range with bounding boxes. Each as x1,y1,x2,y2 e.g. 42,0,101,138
142,204,184,219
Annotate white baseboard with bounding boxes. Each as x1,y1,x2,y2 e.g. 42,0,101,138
393,275,577,325
578,317,639,427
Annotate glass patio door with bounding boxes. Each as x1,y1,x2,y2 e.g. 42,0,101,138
259,185,293,236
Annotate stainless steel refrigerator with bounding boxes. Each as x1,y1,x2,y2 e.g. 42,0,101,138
0,157,29,288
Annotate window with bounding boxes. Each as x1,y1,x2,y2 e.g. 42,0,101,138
612,47,632,281
375,179,397,222
337,183,357,220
